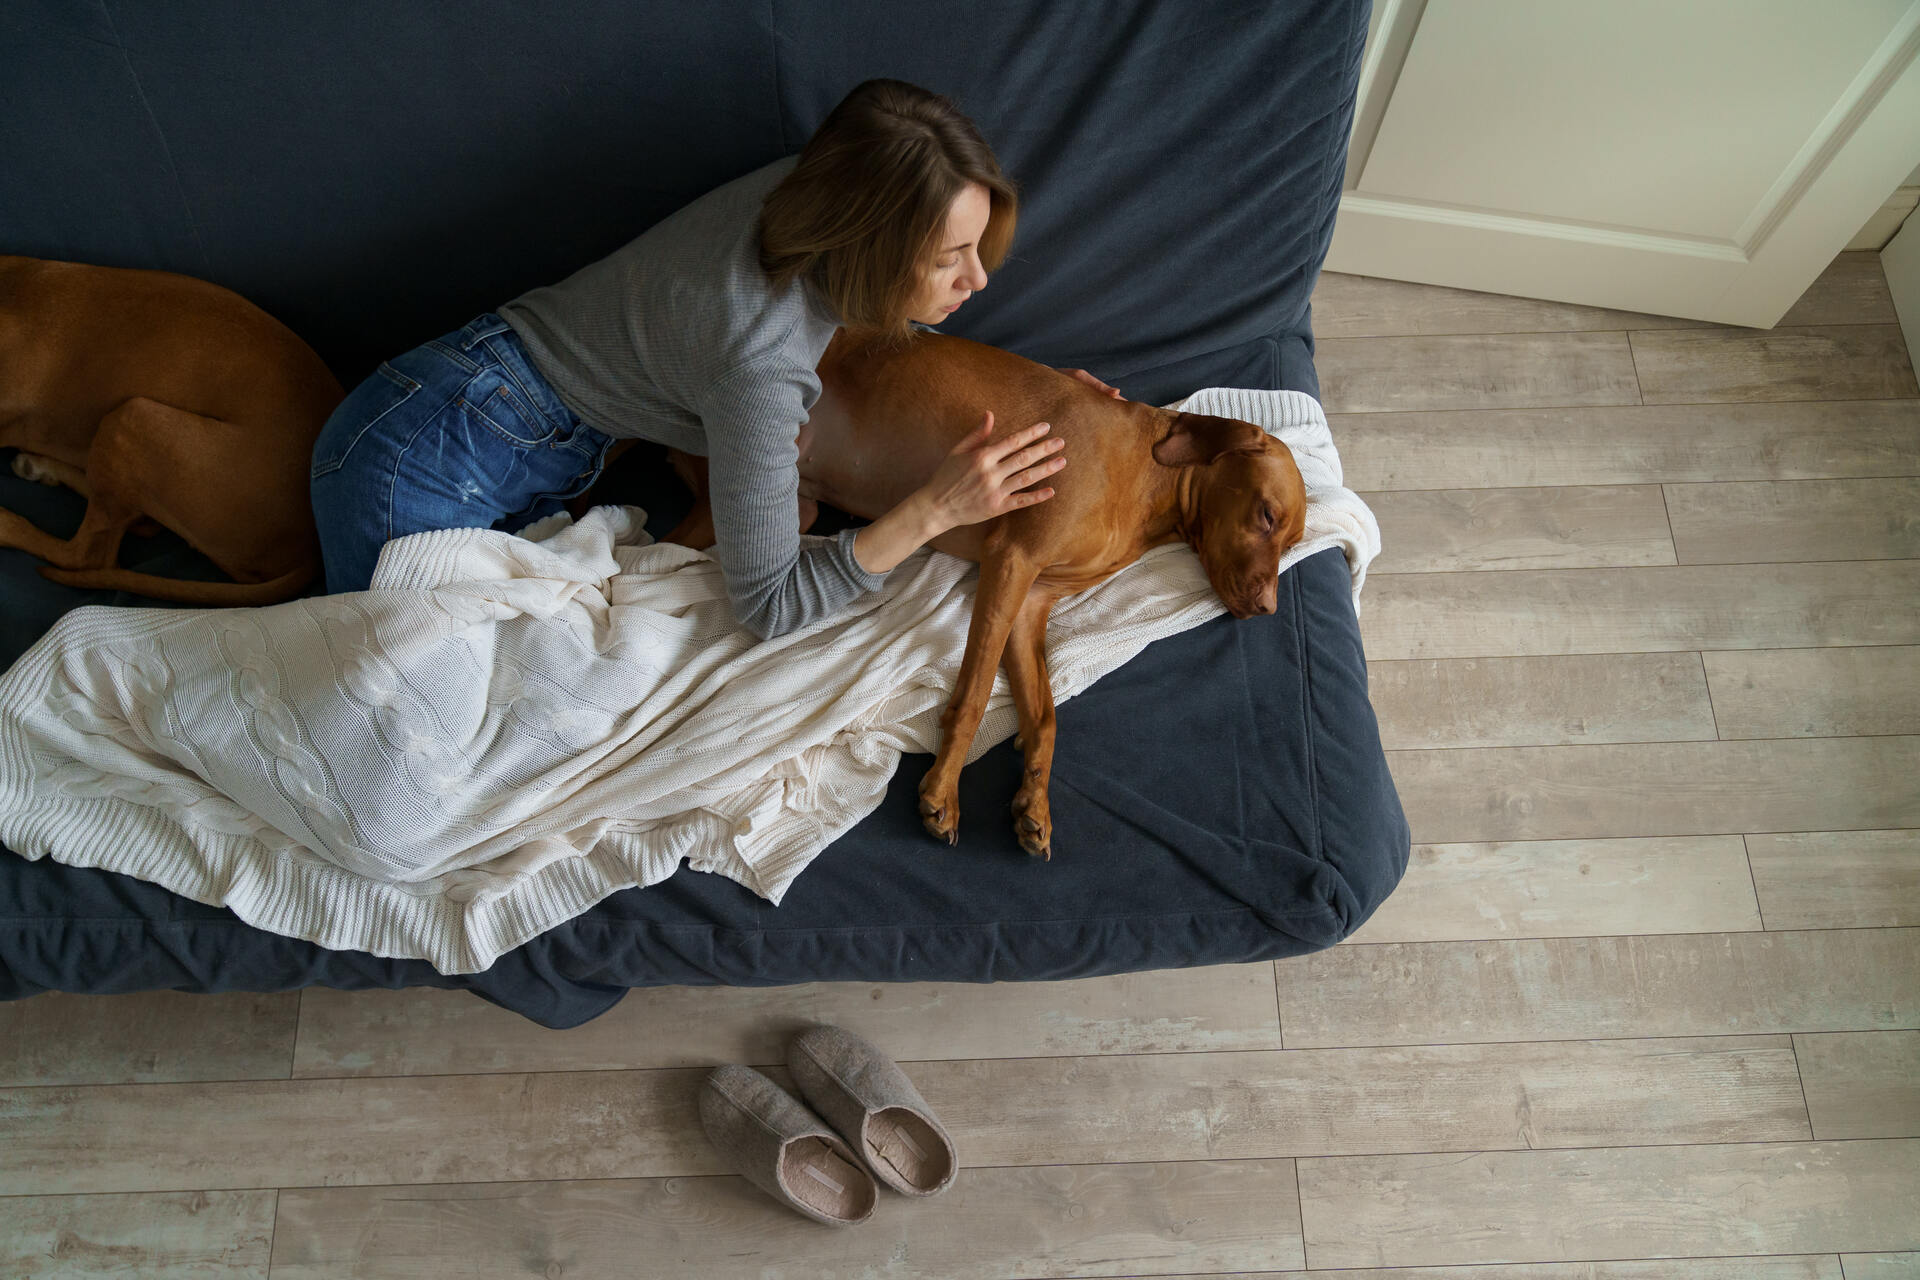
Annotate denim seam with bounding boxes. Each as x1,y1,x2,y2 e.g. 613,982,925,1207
461,381,555,449
514,428,610,514
459,316,513,350
553,431,610,483
482,336,570,444
310,362,423,479
423,339,480,376
374,362,419,393
382,381,468,544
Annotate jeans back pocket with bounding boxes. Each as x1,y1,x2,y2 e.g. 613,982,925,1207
311,362,423,478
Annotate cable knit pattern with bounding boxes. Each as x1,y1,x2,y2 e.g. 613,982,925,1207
0,390,1378,974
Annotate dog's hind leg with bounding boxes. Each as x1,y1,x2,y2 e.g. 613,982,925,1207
0,395,211,578
0,410,147,570
918,541,1041,847
999,587,1062,860
0,494,139,572
9,451,162,535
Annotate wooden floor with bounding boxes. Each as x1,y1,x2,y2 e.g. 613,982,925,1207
2,254,1917,1278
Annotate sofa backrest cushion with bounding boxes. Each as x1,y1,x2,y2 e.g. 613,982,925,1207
3,0,1368,405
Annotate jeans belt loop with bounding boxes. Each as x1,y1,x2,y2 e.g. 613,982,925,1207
461,313,508,352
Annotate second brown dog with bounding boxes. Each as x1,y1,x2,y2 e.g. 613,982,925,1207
0,256,344,605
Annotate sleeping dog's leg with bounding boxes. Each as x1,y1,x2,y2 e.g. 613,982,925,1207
998,585,1061,860
0,397,164,576
12,452,89,493
918,535,1041,847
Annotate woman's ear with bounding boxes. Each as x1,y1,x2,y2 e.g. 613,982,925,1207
1151,412,1267,467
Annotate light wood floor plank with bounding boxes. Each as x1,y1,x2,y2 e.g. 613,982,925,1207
1632,326,1920,405
1747,831,1920,929
1346,837,1762,944
1311,252,1894,339
1333,400,1920,492
1312,271,1699,339
1368,654,1715,750
1795,1032,1920,1141
0,1068,712,1195
926,1039,1809,1165
1365,485,1675,572
1297,1139,1920,1268
1280,929,1920,1050
1317,333,1643,414
1361,562,1920,661
0,991,298,1088
1705,647,1920,739
1775,252,1904,327
0,1190,277,1280
1387,738,1920,845
0,1039,1810,1197
1121,1260,1845,1280
268,1159,1306,1280
1841,1253,1920,1279
1666,478,1920,564
291,965,1281,1079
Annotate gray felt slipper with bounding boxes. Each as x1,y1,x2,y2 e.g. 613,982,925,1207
698,1063,878,1227
786,1024,959,1197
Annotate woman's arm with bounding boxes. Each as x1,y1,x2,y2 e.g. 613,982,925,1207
700,369,892,640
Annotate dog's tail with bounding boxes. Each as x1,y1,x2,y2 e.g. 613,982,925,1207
38,561,318,606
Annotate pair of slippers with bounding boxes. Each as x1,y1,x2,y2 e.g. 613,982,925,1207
699,1024,958,1226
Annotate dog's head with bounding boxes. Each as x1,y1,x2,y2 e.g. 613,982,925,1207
1154,411,1307,618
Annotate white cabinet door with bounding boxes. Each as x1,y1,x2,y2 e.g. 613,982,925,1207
1326,0,1920,327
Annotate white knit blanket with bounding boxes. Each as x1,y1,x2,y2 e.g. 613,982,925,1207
0,388,1379,974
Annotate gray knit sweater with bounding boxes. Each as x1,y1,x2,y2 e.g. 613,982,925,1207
499,155,888,639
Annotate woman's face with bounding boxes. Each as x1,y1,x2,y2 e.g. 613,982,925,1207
908,182,992,325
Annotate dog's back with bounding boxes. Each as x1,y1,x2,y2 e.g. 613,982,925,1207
0,256,346,604
807,327,1170,566
0,256,344,461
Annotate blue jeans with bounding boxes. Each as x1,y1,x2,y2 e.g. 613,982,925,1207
310,313,612,593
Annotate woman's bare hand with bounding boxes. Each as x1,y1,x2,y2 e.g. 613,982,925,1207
918,411,1065,530
1059,367,1123,398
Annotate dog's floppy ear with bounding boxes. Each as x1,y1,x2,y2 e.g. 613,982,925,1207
1152,412,1267,467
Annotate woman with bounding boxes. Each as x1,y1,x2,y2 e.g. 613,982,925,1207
309,78,1121,638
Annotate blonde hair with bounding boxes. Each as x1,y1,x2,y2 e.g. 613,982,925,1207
760,79,1020,347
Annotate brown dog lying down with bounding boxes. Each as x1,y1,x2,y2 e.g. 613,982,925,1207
0,256,344,604
665,327,1307,859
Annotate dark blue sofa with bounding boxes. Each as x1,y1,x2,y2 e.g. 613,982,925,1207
0,0,1406,1027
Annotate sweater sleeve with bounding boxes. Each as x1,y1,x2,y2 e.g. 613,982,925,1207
696,362,890,640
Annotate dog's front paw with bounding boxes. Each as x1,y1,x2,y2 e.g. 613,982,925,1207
1012,784,1052,861
917,775,960,846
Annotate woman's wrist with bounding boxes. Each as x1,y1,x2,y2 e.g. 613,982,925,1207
904,486,953,541
850,488,948,575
